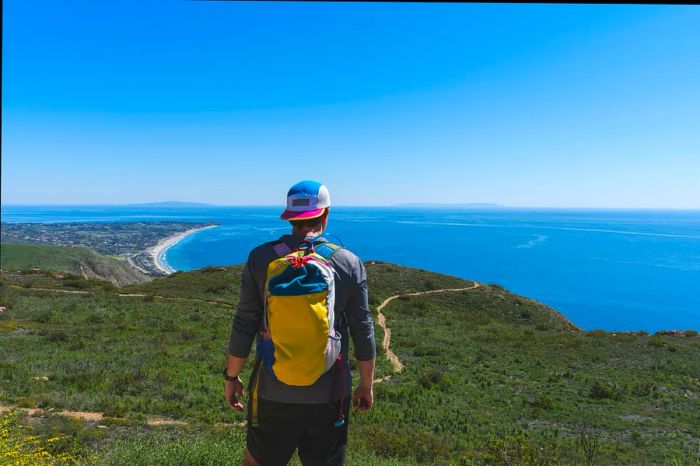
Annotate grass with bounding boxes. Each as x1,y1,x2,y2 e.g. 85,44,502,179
0,244,147,286
121,266,240,304
361,290,699,463
1,261,699,464
98,426,404,466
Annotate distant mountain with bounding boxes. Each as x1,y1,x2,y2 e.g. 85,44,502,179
131,201,214,208
394,202,506,208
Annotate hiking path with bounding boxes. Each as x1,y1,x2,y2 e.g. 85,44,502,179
373,282,480,383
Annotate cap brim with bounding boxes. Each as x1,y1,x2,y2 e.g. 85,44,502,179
280,208,325,221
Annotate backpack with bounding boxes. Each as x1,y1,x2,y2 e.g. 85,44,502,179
256,237,343,386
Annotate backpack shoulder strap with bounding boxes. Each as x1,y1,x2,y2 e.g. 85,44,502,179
313,241,342,261
272,241,292,258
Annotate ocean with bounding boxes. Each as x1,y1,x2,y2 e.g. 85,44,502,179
2,205,699,332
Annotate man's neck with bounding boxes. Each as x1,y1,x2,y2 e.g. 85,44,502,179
291,228,324,238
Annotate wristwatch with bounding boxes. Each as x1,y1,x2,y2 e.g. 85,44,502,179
222,368,240,382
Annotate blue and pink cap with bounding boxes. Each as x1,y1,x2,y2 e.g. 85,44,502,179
280,180,331,221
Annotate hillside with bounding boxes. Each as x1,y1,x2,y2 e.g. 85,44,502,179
0,243,148,287
0,260,698,464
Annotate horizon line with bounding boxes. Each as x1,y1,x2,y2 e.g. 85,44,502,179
2,202,700,211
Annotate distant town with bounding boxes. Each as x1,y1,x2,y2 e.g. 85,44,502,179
0,221,216,276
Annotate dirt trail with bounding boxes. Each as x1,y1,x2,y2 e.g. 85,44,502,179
373,282,480,384
115,293,235,307
0,403,248,428
6,286,91,295
0,404,189,426
5,284,234,307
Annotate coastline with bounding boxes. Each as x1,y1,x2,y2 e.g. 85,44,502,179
148,225,218,275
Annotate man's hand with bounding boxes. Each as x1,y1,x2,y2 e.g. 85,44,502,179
225,376,245,411
352,383,373,412
353,358,375,412
225,354,248,411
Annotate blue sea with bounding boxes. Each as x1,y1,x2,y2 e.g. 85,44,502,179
3,205,699,332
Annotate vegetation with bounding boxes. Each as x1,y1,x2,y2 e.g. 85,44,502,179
0,258,698,464
98,427,403,466
1,244,148,286
0,410,77,465
121,266,238,304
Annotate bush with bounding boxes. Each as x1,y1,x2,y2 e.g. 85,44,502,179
45,330,69,342
355,425,449,463
34,310,63,324
590,380,622,400
100,430,246,466
648,336,665,348
63,279,88,289
630,430,646,447
418,369,446,388
412,345,440,357
629,381,653,397
528,394,554,411
67,339,86,351
0,411,76,465
473,429,563,466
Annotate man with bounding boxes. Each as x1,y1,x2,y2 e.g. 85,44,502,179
224,180,376,466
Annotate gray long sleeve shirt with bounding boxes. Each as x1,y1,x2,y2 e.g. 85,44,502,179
228,233,376,404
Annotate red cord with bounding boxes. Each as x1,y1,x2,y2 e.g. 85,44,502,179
287,254,313,269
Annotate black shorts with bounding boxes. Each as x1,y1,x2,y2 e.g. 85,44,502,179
247,397,350,466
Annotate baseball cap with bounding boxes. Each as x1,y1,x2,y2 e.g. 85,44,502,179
280,180,331,221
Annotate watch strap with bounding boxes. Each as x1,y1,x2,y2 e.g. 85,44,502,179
223,367,240,381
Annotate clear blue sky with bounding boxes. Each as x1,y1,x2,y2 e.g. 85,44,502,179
3,2,699,208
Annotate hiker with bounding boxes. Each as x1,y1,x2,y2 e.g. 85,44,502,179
224,180,376,466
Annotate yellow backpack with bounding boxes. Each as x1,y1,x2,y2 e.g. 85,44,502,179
256,238,342,386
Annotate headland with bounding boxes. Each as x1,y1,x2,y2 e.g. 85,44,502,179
0,221,219,277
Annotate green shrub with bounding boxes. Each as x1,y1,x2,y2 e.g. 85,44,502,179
528,394,554,411
412,345,440,356
418,369,446,389
100,429,246,466
63,279,89,289
44,330,69,342
471,429,563,466
590,380,622,400
649,336,665,348
355,425,449,463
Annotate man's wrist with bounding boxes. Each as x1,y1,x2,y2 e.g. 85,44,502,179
358,379,373,389
222,367,241,381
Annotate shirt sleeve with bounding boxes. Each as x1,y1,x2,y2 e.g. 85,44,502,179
346,258,376,361
228,251,263,358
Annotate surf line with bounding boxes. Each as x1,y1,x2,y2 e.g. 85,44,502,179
150,225,218,274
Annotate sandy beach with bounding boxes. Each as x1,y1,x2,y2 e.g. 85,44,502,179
148,225,218,274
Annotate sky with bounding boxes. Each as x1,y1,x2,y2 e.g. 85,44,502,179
2,1,699,208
